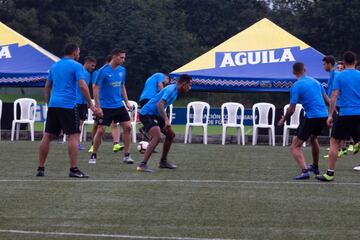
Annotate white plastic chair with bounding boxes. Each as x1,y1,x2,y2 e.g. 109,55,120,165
283,104,305,146
252,102,275,146
11,98,37,141
0,99,2,140
166,104,173,124
221,102,245,145
43,104,48,132
124,100,138,143
184,101,210,144
80,101,95,142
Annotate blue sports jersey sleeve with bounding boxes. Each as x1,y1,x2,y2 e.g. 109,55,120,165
75,63,85,82
95,68,105,86
290,83,300,104
333,73,340,90
48,67,53,83
158,73,165,84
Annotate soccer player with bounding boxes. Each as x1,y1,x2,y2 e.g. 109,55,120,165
322,55,347,158
89,48,134,164
278,62,329,180
88,55,124,153
136,74,192,172
317,51,360,181
139,73,170,107
36,43,99,178
76,56,96,150
336,61,345,71
139,73,170,140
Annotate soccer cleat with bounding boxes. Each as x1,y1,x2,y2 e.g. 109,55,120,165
36,168,44,177
113,143,124,152
136,163,154,173
123,155,134,164
69,168,89,178
88,155,96,164
159,160,177,169
353,165,360,171
88,145,94,153
293,172,310,180
307,164,320,175
353,143,360,155
139,127,150,141
348,145,354,152
338,149,347,157
323,154,329,158
316,173,334,182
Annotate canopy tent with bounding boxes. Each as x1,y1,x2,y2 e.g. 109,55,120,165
0,22,59,87
170,18,328,92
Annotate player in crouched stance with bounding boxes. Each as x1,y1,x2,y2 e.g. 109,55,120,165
136,74,192,172
278,62,329,180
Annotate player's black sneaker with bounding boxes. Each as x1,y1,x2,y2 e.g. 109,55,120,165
307,164,320,175
69,168,89,178
36,167,44,177
159,160,177,169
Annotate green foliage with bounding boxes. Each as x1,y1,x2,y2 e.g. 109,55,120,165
1,0,360,103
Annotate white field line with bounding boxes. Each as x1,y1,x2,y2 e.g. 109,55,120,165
0,229,240,240
0,178,360,186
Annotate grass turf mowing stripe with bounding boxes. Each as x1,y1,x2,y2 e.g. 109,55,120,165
1,179,360,185
0,229,240,240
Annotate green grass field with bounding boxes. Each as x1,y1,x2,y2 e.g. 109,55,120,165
1,141,360,240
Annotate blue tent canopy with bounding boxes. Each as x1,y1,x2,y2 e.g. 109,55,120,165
171,18,328,92
0,22,59,87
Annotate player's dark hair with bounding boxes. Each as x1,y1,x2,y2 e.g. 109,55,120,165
178,74,192,84
111,48,126,56
292,62,305,75
84,56,96,63
105,54,112,63
322,55,335,66
63,43,79,55
343,51,357,65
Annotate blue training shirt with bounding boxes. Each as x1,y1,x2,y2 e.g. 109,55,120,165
139,73,166,101
48,57,84,109
140,84,178,116
290,75,327,118
92,69,100,85
95,64,126,108
327,70,341,106
76,68,91,104
333,69,360,116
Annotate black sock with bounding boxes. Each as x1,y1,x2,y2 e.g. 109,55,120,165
91,141,93,145
326,169,334,176
160,158,167,162
125,153,130,157
91,153,97,158
37,166,45,171
312,163,318,168
113,142,118,145
342,148,347,151
70,167,78,172
302,169,308,173
140,161,147,165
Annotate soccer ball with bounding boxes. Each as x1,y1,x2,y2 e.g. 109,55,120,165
137,141,149,153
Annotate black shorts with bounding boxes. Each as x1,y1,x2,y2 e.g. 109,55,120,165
296,117,327,141
140,114,165,132
45,107,80,136
332,115,360,142
139,99,150,108
96,107,130,126
77,104,88,120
